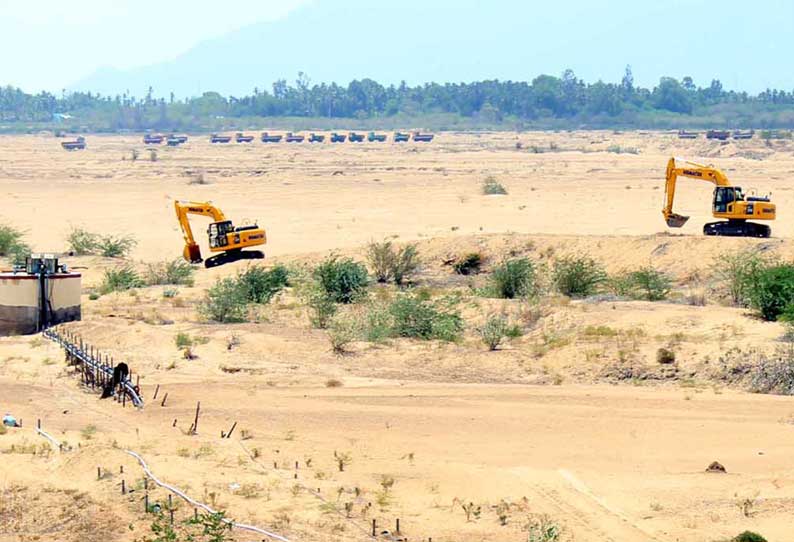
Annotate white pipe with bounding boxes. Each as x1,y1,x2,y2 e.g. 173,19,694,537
125,450,290,542
35,427,62,449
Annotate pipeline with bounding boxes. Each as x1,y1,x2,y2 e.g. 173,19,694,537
43,326,144,408
125,450,291,542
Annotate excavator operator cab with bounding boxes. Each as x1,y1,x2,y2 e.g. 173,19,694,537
208,221,233,248
713,186,743,213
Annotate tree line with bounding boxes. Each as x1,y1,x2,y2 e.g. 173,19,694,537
2,67,794,131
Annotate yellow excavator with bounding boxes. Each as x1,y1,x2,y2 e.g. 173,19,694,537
174,201,266,268
662,157,776,237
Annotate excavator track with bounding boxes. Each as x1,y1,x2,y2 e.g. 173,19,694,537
204,249,265,268
703,220,770,238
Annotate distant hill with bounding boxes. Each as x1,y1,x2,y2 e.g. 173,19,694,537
68,0,794,98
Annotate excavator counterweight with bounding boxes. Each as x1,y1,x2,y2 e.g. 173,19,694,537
174,201,266,268
662,157,775,238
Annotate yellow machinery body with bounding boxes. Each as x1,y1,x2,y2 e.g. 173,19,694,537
174,201,266,268
662,157,775,237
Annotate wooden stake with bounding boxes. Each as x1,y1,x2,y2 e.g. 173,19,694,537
225,422,237,439
191,401,200,435
97,466,101,480
121,479,126,494
153,384,160,400
160,393,168,407
372,519,376,537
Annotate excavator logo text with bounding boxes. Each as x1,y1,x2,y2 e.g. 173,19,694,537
682,169,703,177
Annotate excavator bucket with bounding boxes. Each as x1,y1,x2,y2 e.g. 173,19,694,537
666,213,690,228
184,243,203,264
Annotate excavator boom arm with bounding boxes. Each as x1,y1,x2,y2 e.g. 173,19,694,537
662,157,731,227
174,201,227,263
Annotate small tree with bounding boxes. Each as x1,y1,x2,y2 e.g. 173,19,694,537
199,278,248,323
748,264,794,321
712,248,773,306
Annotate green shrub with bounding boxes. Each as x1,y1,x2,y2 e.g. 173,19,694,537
656,348,676,364
163,287,178,298
606,145,639,154
175,333,193,349
629,267,672,301
733,531,767,542
552,255,606,297
479,315,513,351
605,273,635,297
366,241,419,285
199,278,248,323
328,316,359,354
66,227,100,255
99,266,144,294
388,294,463,341
367,240,397,283
0,225,21,255
363,302,393,342
0,225,30,264
482,177,508,195
314,256,368,304
489,258,538,299
237,265,289,303
392,245,420,285
712,248,774,306
453,253,483,275
747,264,794,321
306,288,337,329
97,234,137,258
146,259,195,286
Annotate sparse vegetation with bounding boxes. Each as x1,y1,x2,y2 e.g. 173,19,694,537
388,294,463,341
66,227,100,255
552,255,606,297
488,258,538,299
99,266,144,294
305,286,337,329
656,347,676,365
146,259,195,287
365,240,419,285
747,264,794,321
314,256,369,304
199,278,249,323
334,450,352,472
524,515,564,542
482,176,508,195
712,248,774,306
606,144,639,154
733,531,767,542
453,252,483,275
237,265,290,304
97,234,137,258
0,224,29,265
327,316,359,354
478,315,521,351
608,267,672,301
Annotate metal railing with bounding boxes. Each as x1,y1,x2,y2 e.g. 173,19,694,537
43,326,144,408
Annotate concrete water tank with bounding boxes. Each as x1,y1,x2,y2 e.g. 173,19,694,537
0,256,81,336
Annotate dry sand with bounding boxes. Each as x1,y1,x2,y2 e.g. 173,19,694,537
2,131,794,541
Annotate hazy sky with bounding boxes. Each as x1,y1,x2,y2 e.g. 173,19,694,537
2,0,793,94
0,0,310,91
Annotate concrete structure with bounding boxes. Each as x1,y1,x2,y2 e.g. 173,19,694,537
0,261,81,336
